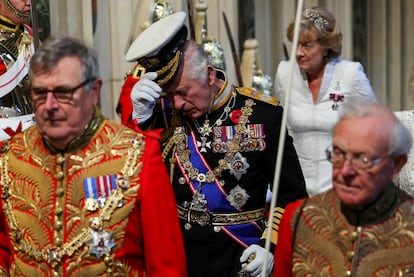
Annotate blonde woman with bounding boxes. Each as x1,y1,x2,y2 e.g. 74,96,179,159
274,7,376,196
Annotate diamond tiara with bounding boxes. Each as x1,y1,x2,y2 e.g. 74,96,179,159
303,8,329,30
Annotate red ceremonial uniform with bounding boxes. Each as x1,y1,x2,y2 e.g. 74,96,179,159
117,64,147,125
117,74,140,125
0,112,186,276
274,187,414,276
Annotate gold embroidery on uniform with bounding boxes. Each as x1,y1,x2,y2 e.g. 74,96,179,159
291,190,414,276
0,122,145,276
156,50,181,86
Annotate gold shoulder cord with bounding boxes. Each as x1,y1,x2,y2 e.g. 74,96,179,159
162,138,176,184
0,133,145,268
161,108,184,183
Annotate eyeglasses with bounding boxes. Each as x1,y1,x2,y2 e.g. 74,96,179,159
325,145,387,171
30,78,96,105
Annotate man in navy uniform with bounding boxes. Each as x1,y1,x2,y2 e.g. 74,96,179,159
125,12,308,277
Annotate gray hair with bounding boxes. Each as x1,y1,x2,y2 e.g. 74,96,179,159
29,36,99,90
183,41,210,84
335,100,412,156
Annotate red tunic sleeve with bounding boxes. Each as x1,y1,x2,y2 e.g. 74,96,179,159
0,198,11,273
273,199,304,277
118,75,140,126
138,132,187,277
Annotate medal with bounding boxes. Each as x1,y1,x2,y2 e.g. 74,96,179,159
329,82,344,111
88,229,116,258
227,185,250,209
83,174,120,211
98,196,106,209
229,152,250,180
197,136,211,152
86,197,98,211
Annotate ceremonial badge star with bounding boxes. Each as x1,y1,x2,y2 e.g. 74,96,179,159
229,152,249,180
88,230,116,258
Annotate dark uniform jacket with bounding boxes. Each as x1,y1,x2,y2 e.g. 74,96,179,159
129,73,308,276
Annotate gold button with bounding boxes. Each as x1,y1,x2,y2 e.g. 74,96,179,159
55,206,63,216
54,237,62,246
56,187,64,197
55,221,62,230
56,156,65,165
349,231,358,242
345,270,352,276
56,171,65,180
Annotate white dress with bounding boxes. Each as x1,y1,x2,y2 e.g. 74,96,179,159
394,110,414,197
274,59,376,196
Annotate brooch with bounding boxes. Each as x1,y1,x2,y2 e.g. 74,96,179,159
329,93,344,110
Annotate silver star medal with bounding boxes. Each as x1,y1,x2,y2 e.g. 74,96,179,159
227,185,250,210
230,152,250,180
88,229,116,258
87,217,116,258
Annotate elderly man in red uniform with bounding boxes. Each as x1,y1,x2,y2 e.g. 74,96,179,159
0,36,186,276
274,101,414,276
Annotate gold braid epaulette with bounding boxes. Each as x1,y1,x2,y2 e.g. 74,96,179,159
236,87,280,106
260,206,285,245
0,133,145,268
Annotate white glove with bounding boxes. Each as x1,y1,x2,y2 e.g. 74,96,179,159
240,244,274,277
131,72,162,123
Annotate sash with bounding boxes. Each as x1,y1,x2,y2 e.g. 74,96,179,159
176,128,262,247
